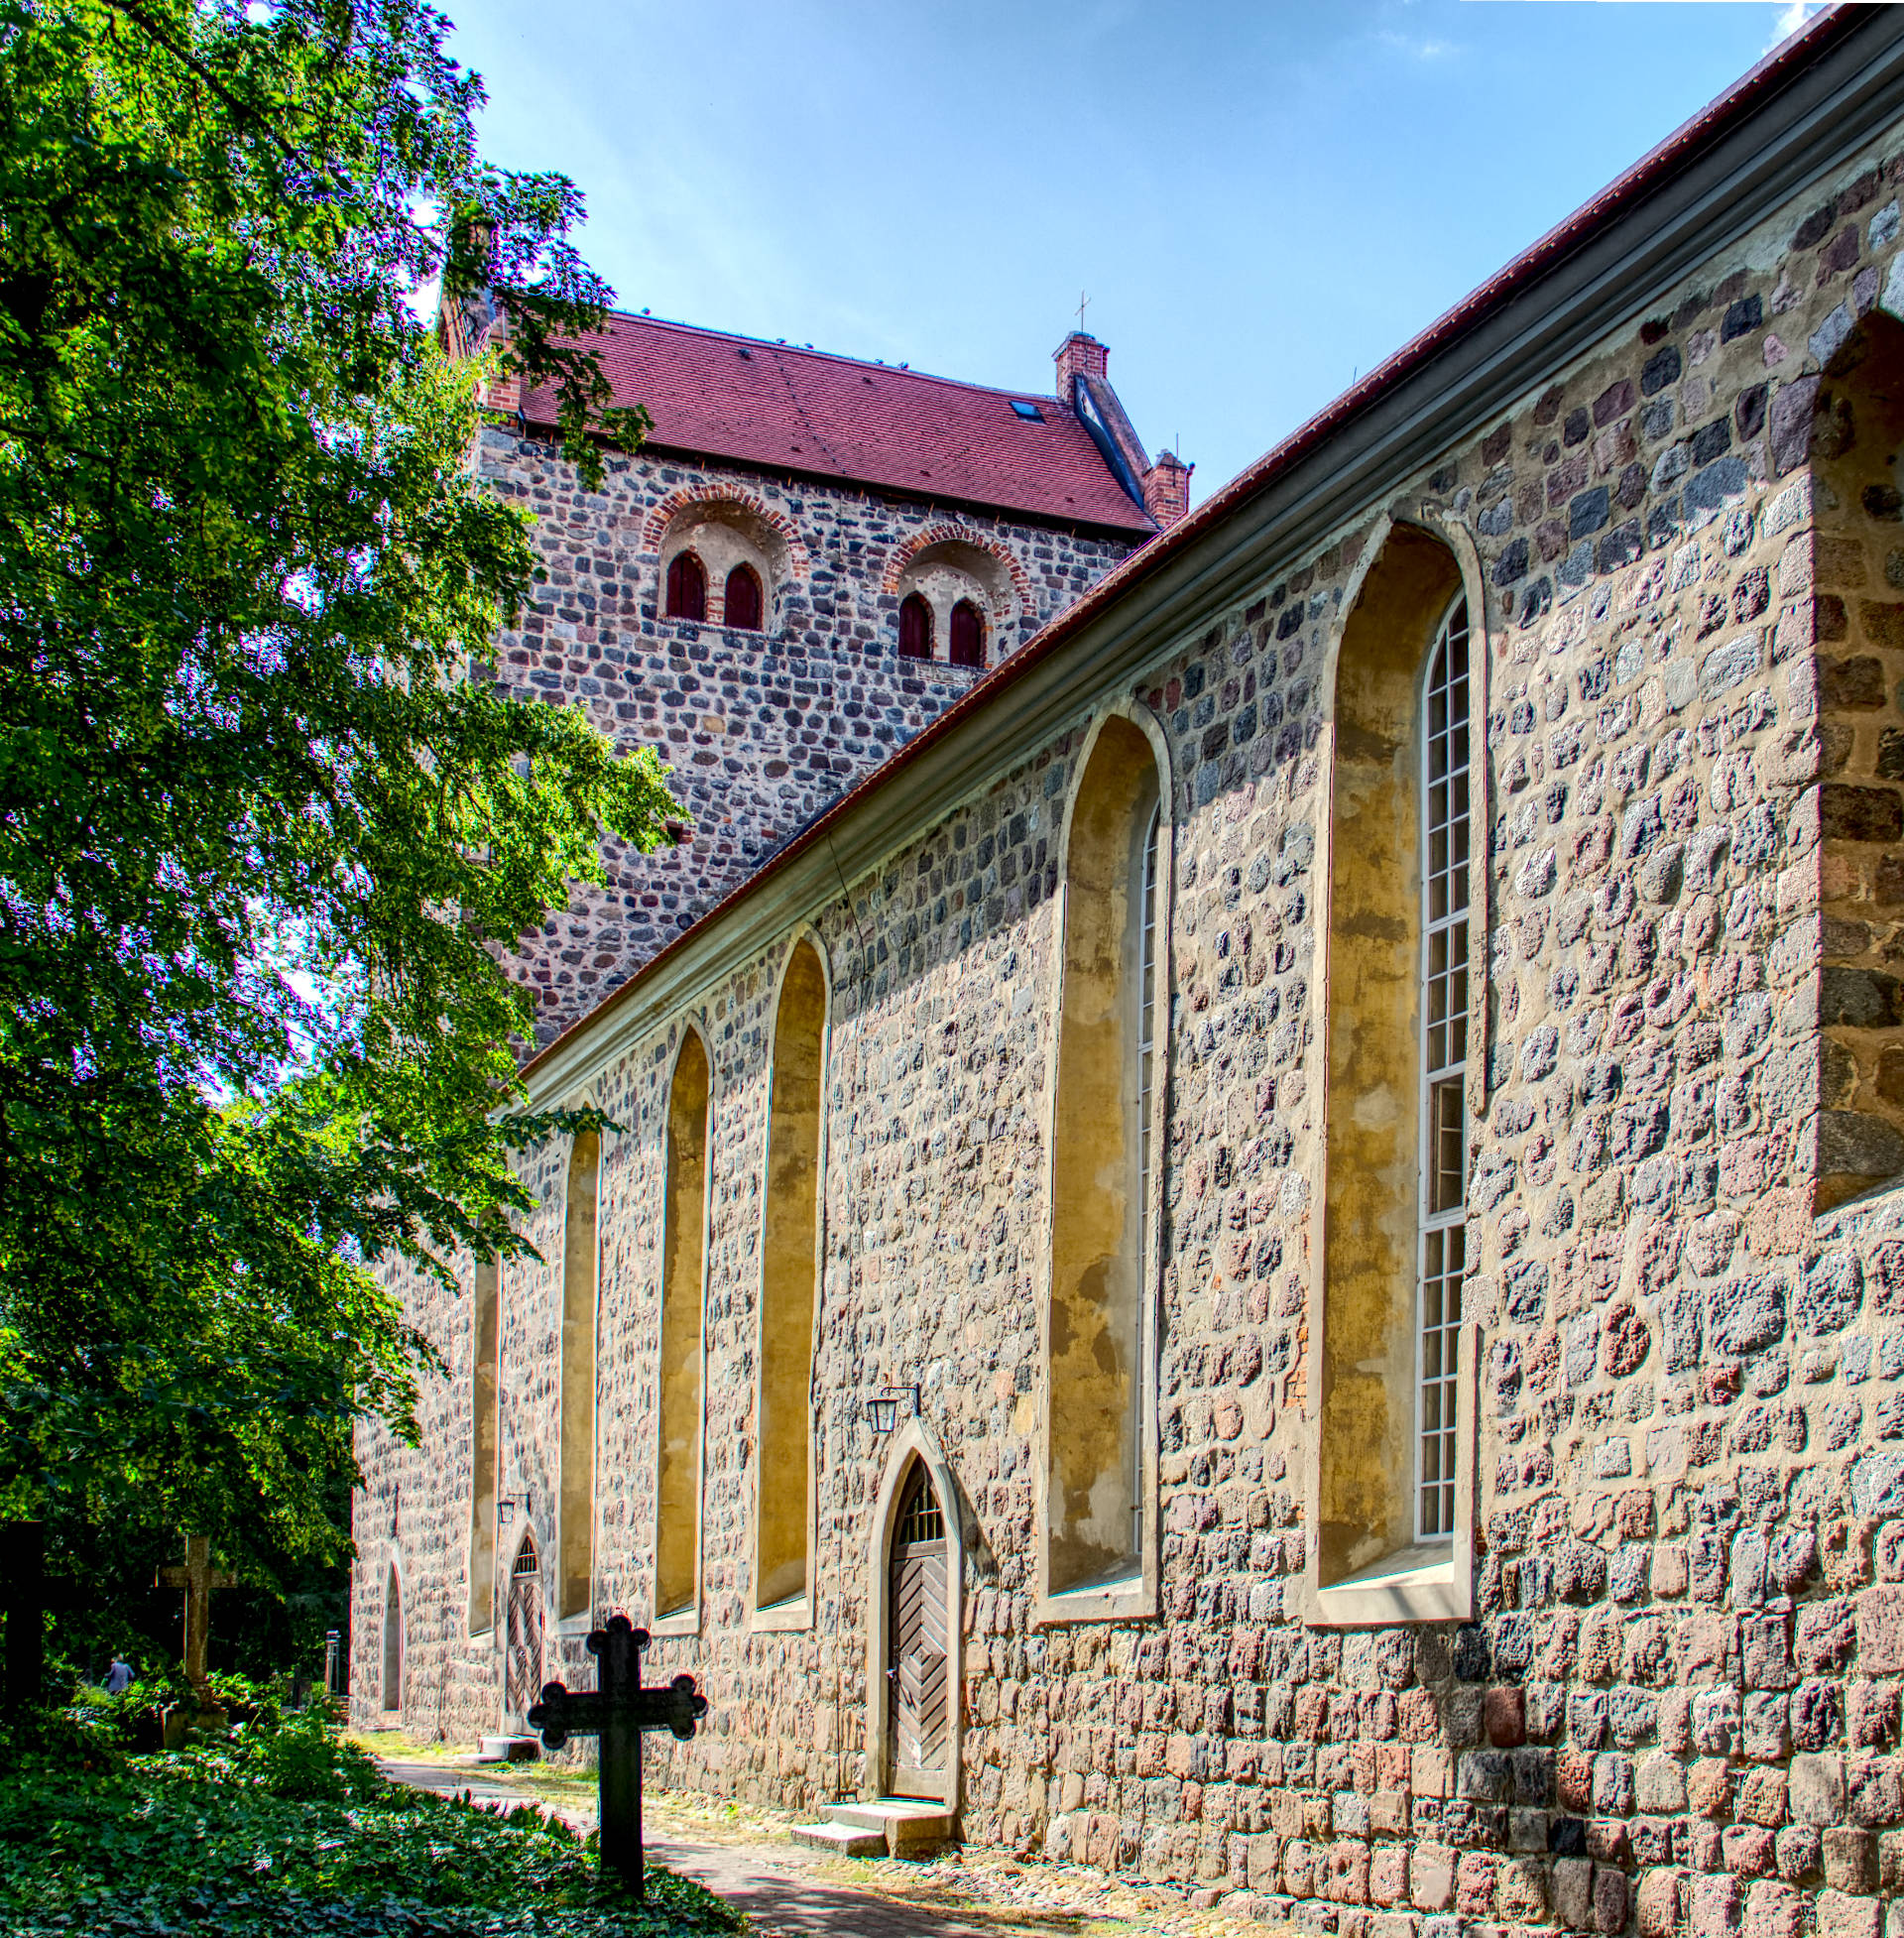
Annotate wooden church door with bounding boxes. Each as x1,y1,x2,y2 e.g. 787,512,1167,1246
504,1532,544,1727
887,1463,948,1797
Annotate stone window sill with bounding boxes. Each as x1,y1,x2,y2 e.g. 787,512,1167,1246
1032,1571,1155,1628
750,1593,811,1635
648,1604,700,1639
1306,1540,1471,1629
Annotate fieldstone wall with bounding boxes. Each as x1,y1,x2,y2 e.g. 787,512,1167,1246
476,427,1137,1045
355,128,1904,1938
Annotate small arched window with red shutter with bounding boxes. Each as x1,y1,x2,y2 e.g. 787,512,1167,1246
950,599,985,668
725,563,764,632
898,593,932,661
665,550,707,622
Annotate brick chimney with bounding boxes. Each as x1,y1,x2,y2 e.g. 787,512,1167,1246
1053,330,1110,401
1143,451,1192,530
477,310,528,416
440,283,527,415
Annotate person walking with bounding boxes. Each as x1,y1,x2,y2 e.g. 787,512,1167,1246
103,1654,134,1695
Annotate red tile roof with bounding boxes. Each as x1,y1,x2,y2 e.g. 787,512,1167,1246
520,312,1156,536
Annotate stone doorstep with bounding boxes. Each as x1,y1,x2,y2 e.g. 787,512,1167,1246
791,1799,956,1859
788,1822,888,1859
475,1734,541,1763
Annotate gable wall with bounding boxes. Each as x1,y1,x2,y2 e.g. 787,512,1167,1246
356,103,1904,1938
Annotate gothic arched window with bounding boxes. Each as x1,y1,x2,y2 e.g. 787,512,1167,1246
467,1254,501,1635
557,1132,600,1621
898,593,932,660
756,940,826,1613
666,550,707,622
1315,523,1477,1627
381,1566,404,1711
724,562,764,632
656,1030,711,1621
1418,598,1470,1539
949,599,985,668
1040,713,1168,1619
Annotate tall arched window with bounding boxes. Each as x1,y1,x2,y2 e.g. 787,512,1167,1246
1041,714,1167,1616
467,1254,502,1635
949,599,985,668
665,550,707,622
724,562,764,632
756,940,826,1613
381,1566,404,1711
557,1132,600,1621
1418,600,1469,1540
898,592,932,660
1316,523,1475,1625
656,1031,711,1621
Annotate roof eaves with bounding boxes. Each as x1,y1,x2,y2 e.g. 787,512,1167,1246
525,431,1159,539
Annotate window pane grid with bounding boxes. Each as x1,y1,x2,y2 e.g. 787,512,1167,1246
1418,598,1469,1543
1134,804,1161,1559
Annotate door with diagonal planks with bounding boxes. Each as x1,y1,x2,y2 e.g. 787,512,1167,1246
887,1462,948,1797
504,1533,544,1728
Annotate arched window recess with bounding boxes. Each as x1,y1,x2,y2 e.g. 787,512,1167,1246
1035,708,1169,1625
1311,527,1480,1630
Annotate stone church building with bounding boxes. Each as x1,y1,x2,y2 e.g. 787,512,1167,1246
360,11,1904,1933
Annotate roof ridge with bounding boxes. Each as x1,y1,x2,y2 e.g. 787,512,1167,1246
596,307,1066,407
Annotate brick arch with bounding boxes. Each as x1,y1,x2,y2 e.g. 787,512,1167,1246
642,485,811,580
881,524,1035,616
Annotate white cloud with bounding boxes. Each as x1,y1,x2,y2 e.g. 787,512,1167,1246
1768,2,1830,55
1377,28,1455,61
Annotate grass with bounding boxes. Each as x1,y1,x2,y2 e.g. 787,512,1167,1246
0,1703,746,1938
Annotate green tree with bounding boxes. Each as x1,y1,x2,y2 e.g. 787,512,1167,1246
0,0,674,1618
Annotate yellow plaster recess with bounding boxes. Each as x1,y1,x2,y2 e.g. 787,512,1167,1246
557,1133,600,1620
1046,717,1158,1596
1320,529,1462,1587
757,941,826,1610
657,1035,710,1620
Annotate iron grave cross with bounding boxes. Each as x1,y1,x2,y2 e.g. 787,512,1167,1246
527,1614,707,1897
158,1535,234,1713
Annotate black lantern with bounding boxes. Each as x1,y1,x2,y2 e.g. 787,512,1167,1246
865,1386,918,1433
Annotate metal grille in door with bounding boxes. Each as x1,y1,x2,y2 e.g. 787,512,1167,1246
505,1534,544,1725
888,1465,948,1797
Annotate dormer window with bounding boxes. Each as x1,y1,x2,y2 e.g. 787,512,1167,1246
950,599,985,668
725,563,764,632
898,593,932,661
665,550,707,622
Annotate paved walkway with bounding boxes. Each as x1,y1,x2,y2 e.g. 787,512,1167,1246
378,1758,1050,1938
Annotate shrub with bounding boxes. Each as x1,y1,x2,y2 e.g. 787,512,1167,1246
0,1701,740,1937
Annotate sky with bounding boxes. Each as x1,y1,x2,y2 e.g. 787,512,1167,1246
443,0,1831,506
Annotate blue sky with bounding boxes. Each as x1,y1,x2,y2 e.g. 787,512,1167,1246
446,0,1826,504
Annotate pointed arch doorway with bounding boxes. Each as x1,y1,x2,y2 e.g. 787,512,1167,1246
887,1461,949,1797
866,1425,963,1810
504,1530,544,1730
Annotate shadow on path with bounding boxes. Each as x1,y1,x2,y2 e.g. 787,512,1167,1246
378,1759,1082,1938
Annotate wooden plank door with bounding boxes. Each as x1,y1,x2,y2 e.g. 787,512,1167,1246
887,1464,948,1797
505,1534,544,1727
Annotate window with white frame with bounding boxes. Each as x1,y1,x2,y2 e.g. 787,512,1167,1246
1132,802,1161,1559
1417,596,1469,1541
